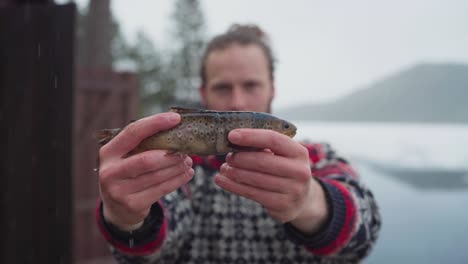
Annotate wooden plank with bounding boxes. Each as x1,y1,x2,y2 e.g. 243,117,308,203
0,3,75,264
72,70,139,262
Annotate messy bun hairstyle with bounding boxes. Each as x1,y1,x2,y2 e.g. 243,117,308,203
200,24,276,85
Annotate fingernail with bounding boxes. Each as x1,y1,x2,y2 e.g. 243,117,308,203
214,174,225,185
187,168,195,178
167,113,180,122
184,157,193,167
229,130,241,142
226,152,233,162
220,162,228,172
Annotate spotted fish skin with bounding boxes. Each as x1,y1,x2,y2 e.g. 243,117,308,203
97,107,297,156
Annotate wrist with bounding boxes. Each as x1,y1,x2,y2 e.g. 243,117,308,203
102,204,148,231
98,201,166,249
289,177,330,234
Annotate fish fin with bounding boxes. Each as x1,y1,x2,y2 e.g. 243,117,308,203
227,142,262,152
165,149,179,155
95,128,121,146
168,107,205,114
168,107,198,113
165,150,185,156
96,120,135,146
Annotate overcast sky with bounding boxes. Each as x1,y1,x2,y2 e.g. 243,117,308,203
66,0,468,110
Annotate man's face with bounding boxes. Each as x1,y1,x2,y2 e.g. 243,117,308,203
200,44,275,113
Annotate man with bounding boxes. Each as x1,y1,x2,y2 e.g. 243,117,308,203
96,24,381,263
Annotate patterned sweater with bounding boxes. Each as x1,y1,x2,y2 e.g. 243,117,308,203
96,143,381,263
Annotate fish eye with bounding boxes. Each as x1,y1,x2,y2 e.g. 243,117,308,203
283,123,290,129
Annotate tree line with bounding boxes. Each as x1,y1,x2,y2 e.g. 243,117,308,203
76,0,207,116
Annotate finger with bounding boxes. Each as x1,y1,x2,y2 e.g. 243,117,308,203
220,163,295,194
101,112,181,158
228,129,306,158
215,173,289,210
115,160,194,195
226,151,311,180
100,150,188,181
127,169,195,211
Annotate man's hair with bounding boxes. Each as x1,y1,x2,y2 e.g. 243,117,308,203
200,24,276,85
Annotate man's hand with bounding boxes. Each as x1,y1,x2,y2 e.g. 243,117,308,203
215,129,329,234
98,112,194,231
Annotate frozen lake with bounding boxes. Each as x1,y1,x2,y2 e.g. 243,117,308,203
293,121,468,264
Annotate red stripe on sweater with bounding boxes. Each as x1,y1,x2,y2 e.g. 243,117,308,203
304,143,325,165
207,155,223,169
313,162,359,179
95,200,168,256
307,180,357,256
190,155,204,166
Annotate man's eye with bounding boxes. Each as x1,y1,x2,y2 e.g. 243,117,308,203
244,81,258,92
213,84,231,94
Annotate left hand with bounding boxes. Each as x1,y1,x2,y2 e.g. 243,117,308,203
214,129,329,234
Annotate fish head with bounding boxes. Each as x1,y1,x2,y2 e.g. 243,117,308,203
272,118,297,138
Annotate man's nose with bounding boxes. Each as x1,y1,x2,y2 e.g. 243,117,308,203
230,86,247,111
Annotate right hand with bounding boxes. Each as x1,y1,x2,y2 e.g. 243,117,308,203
98,112,194,231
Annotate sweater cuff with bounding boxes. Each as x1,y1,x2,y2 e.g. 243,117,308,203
284,178,356,255
96,200,167,256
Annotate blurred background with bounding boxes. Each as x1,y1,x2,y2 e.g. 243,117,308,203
1,0,467,263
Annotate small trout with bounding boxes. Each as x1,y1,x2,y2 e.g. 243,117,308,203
97,107,297,156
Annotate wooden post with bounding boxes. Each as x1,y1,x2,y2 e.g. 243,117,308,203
0,3,75,264
73,70,139,264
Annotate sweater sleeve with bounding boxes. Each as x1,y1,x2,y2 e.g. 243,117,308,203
96,199,168,259
284,142,382,261
95,156,204,263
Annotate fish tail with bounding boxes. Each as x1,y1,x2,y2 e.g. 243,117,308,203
96,128,121,146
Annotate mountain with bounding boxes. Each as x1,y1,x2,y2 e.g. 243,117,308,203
277,63,468,123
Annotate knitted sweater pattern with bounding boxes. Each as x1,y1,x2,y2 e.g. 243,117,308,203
97,143,381,264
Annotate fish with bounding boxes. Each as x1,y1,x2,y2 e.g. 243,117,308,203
97,107,297,156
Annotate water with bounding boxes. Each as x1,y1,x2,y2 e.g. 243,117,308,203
294,121,468,169
293,121,468,264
